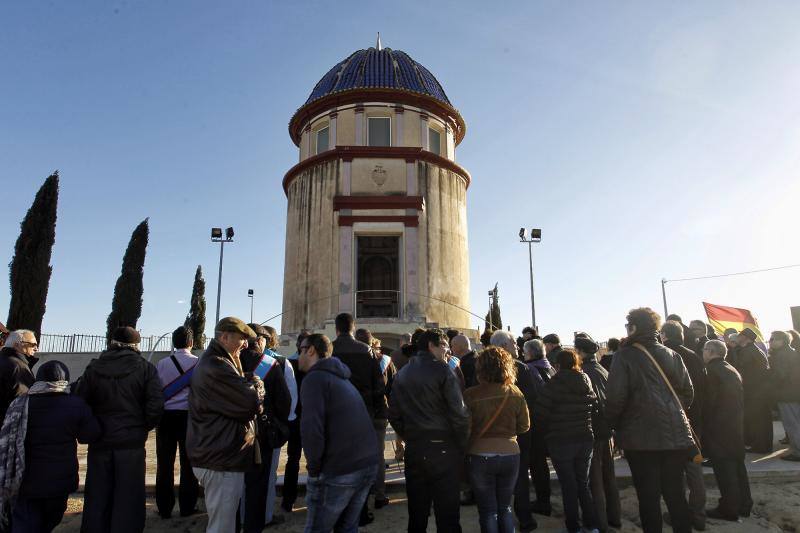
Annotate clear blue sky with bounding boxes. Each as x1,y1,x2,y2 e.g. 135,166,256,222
2,1,800,343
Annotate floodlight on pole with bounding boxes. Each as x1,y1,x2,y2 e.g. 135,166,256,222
519,227,542,331
211,226,234,326
248,289,254,323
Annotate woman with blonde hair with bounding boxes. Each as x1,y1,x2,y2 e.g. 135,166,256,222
464,346,530,533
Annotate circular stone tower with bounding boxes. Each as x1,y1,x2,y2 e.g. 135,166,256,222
281,42,471,345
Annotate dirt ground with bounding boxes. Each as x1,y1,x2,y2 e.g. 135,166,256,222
54,477,800,532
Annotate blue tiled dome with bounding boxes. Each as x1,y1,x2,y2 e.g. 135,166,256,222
305,48,451,106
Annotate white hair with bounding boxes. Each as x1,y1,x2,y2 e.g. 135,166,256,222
523,339,545,359
490,330,516,352
5,330,35,348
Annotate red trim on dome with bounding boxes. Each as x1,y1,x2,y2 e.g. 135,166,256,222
338,215,419,227
282,146,471,195
333,195,424,211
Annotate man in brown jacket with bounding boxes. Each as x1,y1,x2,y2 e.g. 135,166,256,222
187,317,264,533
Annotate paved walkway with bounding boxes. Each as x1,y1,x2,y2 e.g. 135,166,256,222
76,421,799,491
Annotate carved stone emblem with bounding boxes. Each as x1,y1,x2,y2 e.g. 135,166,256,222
371,165,387,188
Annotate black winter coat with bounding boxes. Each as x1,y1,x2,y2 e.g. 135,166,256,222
460,351,478,389
768,345,800,403
533,369,596,444
664,340,706,436
20,392,101,498
74,346,164,450
581,357,612,440
388,352,470,450
605,335,695,451
703,358,745,459
332,334,387,420
240,348,292,448
0,347,36,421
735,342,769,404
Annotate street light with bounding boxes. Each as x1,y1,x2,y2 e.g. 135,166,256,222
519,227,542,331
248,289,254,323
211,226,234,326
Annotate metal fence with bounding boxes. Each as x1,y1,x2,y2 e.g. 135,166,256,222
39,333,176,354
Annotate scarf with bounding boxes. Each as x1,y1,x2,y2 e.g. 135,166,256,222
0,380,69,528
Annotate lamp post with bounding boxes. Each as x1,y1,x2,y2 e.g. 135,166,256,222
661,278,669,319
248,289,254,323
519,228,542,331
211,227,234,326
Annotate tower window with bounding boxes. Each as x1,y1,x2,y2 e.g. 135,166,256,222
428,128,441,156
356,236,399,318
316,126,329,154
368,117,391,147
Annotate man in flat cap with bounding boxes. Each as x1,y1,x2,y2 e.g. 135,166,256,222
186,317,265,533
735,328,773,453
75,326,165,533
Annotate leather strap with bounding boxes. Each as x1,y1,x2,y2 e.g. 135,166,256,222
170,354,184,375
633,342,702,451
476,389,511,441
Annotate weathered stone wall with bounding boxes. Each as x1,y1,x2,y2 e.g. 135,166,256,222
281,160,340,333
417,162,471,330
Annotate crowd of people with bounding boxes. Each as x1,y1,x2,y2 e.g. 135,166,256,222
0,307,799,533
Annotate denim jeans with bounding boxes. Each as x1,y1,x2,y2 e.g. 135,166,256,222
468,454,520,533
549,439,597,533
304,465,377,533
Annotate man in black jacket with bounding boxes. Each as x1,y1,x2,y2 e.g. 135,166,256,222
690,320,710,357
661,321,707,530
281,330,310,513
702,340,753,521
74,327,165,533
238,324,292,533
332,313,386,524
542,333,563,368
575,333,621,532
0,329,38,421
606,308,695,533
451,334,477,389
389,328,470,533
736,328,773,453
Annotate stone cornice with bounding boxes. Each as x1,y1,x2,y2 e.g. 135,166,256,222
282,145,471,195
289,88,466,148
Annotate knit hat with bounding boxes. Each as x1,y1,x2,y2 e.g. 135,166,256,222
542,333,560,345
112,326,141,345
740,328,758,341
574,333,599,354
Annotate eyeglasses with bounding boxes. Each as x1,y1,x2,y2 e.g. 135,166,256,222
21,341,38,349
299,345,309,352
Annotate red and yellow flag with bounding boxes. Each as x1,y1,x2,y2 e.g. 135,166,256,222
702,302,764,341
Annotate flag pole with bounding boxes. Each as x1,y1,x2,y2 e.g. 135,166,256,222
661,278,668,318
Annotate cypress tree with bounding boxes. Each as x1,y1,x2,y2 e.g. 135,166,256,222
106,218,149,340
7,171,59,340
185,265,206,349
483,283,503,332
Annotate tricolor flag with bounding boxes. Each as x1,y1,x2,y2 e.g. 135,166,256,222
702,302,764,341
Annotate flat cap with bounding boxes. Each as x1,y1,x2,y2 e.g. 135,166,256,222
574,333,599,354
740,327,757,341
215,317,256,339
112,326,141,344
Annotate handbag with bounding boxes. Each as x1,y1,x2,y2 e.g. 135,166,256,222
633,343,703,464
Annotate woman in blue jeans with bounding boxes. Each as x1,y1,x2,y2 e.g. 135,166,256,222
533,348,600,533
464,346,531,533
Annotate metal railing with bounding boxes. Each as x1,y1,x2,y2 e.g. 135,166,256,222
38,333,192,354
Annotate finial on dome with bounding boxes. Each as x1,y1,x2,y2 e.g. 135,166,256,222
376,32,382,51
